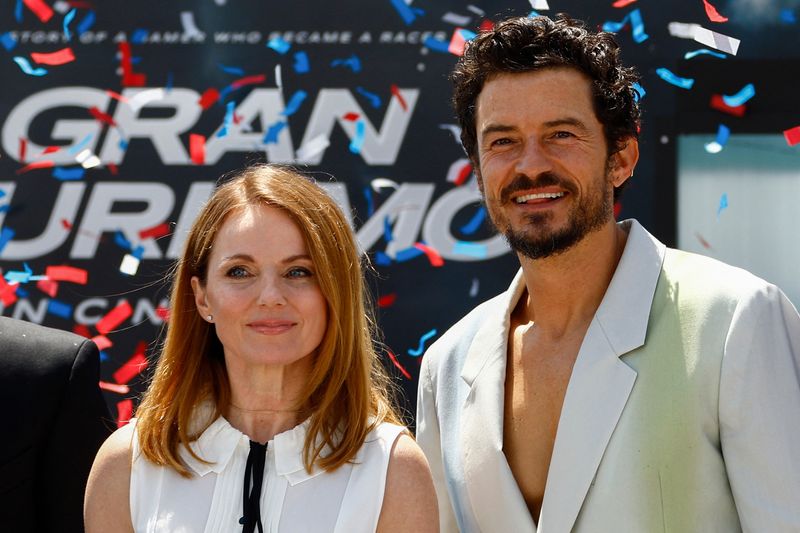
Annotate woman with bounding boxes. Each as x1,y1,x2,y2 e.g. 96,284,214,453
85,165,438,532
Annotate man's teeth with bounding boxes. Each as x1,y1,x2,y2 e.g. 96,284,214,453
515,192,565,203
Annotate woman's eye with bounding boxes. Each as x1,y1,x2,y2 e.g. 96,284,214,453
225,266,250,278
286,267,312,279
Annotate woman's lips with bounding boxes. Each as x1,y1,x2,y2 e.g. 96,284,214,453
247,320,295,334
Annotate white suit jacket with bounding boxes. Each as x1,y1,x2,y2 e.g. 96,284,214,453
417,220,800,533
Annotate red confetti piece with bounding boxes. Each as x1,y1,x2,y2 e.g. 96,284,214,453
106,89,130,104
702,0,729,22
113,344,148,384
231,74,267,90
139,222,170,240
107,163,119,175
479,19,494,32
198,88,220,109
89,106,116,127
695,232,713,249
378,293,397,308
16,160,55,174
342,112,360,121
96,300,133,335
61,218,73,230
19,138,27,162
118,42,146,87
390,84,408,111
36,278,59,297
91,335,113,351
23,0,54,22
783,125,800,147
45,265,88,284
614,200,623,219
30,47,76,66
42,145,60,154
454,163,473,186
155,306,170,321
448,28,470,56
414,242,445,267
189,133,206,165
387,350,412,379
0,278,19,307
612,0,637,6
73,324,91,338
116,399,133,427
100,381,130,394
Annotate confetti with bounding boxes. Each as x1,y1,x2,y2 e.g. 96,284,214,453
75,148,100,169
13,56,48,76
63,8,76,40
0,277,19,307
692,26,740,55
274,64,282,89
118,42,146,86
383,216,394,243
378,293,397,307
704,123,730,154
695,232,712,249
267,36,291,54
349,120,366,154
293,51,309,74
375,251,392,266
390,84,408,111
189,133,205,164
632,81,646,101
446,159,473,185
717,193,728,217
448,28,476,56
156,306,170,321
371,178,400,191
52,166,85,180
16,160,55,174
76,10,95,35
387,350,412,379
96,300,133,335
262,121,287,144
120,254,140,276
395,246,424,262
128,88,166,113
99,381,129,394
710,94,745,116
180,11,203,39
439,124,462,143
364,187,374,216
139,223,170,240
331,55,361,73
442,12,471,26
89,106,116,126
656,68,694,89
47,299,73,319
668,21,701,39
31,47,75,65
295,134,330,161
602,8,649,43
453,241,488,258
722,83,755,107
116,399,133,427
131,29,148,44
114,231,132,251
390,0,424,25
356,86,381,108
702,0,728,23
780,9,796,24
460,206,486,234
23,0,54,22
281,90,308,117
198,88,220,109
0,32,17,51
612,0,637,7
423,36,450,53
46,265,88,284
37,279,58,297
113,343,148,384
684,48,727,60
466,5,485,16
469,278,480,297
407,329,437,356
414,242,445,267
783,125,800,147
217,100,235,137
529,0,549,9
230,74,266,90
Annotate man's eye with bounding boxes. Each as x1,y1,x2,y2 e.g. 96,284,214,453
226,266,250,278
491,138,512,147
286,267,312,279
553,131,574,139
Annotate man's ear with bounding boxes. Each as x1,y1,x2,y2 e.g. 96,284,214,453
610,137,639,188
190,276,210,318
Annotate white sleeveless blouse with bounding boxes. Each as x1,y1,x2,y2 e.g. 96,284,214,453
127,416,405,532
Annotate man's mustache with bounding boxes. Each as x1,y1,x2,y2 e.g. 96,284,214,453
499,172,577,204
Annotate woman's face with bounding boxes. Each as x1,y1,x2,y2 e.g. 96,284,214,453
191,204,328,372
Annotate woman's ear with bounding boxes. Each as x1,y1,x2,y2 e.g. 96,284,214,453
190,276,210,318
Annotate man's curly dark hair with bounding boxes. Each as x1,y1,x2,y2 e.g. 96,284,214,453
452,15,641,180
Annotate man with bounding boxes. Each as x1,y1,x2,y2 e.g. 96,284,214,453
416,15,800,533
0,316,111,532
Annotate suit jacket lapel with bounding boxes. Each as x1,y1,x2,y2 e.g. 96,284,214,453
460,271,538,533
539,220,667,532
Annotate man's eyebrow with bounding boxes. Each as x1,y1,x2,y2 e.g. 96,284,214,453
542,117,590,131
479,123,516,138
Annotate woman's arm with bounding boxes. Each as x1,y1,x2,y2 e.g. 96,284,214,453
377,433,439,532
84,424,135,533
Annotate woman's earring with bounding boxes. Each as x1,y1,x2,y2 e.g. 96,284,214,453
207,314,213,322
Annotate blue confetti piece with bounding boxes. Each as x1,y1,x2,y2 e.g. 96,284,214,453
722,83,755,107
47,299,73,319
632,82,646,102
717,193,728,217
217,100,235,137
383,215,393,243
458,28,477,41
0,190,5,199
131,29,149,44
267,37,291,54
656,68,694,90
705,124,730,154
375,251,392,266
1,32,17,51
780,9,796,24
218,63,245,76
15,287,28,298
0,205,8,214
63,8,77,40
684,48,727,60
356,86,381,108
460,206,486,235
331,55,361,73
281,90,308,117
423,36,450,53
349,120,366,154
166,72,173,93
528,10,540,17
4,270,31,284
218,84,235,102
602,8,648,43
453,241,488,258
76,10,96,36
407,329,437,357
263,121,287,144
364,187,374,217
68,133,94,155
132,245,145,260
114,230,132,251
0,227,16,254
15,0,22,23
53,167,86,181
390,0,425,25
99,351,109,362
118,138,129,151
395,246,424,262
13,57,47,76
293,51,310,74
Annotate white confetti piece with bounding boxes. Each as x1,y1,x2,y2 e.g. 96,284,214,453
295,135,330,162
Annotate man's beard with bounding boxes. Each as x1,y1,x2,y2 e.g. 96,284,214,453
487,166,614,260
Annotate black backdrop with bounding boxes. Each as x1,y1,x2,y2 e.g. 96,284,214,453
1,0,798,425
